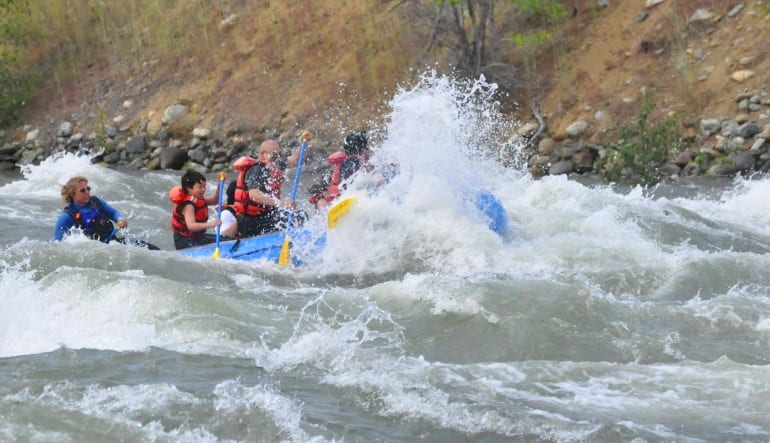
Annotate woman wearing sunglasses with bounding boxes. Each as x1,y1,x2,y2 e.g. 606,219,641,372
53,175,128,243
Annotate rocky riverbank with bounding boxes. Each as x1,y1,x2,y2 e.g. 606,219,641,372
0,102,337,178
3,88,770,185
517,87,770,181
504,92,770,179
4,2,769,185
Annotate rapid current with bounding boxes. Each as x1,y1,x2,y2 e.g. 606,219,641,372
1,73,770,442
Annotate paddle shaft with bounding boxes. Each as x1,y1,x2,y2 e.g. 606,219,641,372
284,139,309,232
110,229,160,250
215,172,225,248
278,138,309,266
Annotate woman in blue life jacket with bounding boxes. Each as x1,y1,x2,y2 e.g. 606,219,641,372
54,176,160,250
308,131,373,210
53,176,128,243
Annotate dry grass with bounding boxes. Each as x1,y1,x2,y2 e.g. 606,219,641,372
24,1,221,73
17,0,418,142
10,0,770,151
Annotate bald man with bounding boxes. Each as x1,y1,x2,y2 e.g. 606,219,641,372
231,138,307,237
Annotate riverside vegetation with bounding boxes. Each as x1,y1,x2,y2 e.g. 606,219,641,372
2,0,770,185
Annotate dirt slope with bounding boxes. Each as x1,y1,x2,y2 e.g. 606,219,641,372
541,0,770,140
22,1,421,145
17,0,770,153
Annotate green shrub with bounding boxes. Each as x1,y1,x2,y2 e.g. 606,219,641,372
596,99,690,185
510,30,552,47
0,50,34,127
92,110,114,154
0,0,35,127
510,0,567,26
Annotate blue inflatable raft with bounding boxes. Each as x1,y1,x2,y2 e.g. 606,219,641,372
178,191,509,263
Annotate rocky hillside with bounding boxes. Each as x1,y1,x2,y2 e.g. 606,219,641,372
525,0,770,181
3,0,770,182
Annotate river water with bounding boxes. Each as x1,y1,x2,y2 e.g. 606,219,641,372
2,74,770,442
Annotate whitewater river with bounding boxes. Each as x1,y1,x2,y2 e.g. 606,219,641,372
2,75,770,442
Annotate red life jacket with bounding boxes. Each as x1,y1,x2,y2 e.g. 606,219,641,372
327,151,347,187
169,186,209,237
308,151,372,204
231,156,283,216
316,151,347,201
315,151,369,203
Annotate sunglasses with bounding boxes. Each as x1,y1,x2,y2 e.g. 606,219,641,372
78,186,91,193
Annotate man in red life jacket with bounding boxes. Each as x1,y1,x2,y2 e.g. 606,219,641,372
308,131,372,210
232,134,310,237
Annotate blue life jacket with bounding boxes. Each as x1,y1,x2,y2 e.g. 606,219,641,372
64,197,116,242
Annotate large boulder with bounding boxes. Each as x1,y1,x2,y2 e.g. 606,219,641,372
125,134,147,154
160,146,188,170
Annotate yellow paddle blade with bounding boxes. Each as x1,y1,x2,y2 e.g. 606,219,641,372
278,234,291,266
328,197,357,229
212,247,220,259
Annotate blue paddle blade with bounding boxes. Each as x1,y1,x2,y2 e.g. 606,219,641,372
475,191,509,237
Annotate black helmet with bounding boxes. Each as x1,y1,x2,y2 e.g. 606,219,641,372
343,131,368,155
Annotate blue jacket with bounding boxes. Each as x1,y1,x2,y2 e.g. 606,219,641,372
53,196,124,242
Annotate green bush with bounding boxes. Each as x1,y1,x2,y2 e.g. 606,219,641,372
92,110,114,154
596,99,690,185
0,51,33,127
0,0,34,127
510,30,552,47
511,0,567,26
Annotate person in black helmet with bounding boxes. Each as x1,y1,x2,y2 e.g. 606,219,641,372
308,131,373,210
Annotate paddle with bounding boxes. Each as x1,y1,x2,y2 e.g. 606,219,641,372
327,196,357,229
108,227,160,250
278,134,310,266
212,171,226,259
114,233,160,250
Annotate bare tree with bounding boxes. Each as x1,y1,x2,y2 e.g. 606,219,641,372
428,0,496,77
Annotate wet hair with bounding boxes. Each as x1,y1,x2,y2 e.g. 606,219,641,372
181,171,206,192
226,180,236,205
61,176,88,204
342,131,368,155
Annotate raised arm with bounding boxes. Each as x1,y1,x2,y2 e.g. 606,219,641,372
286,131,312,168
204,179,223,206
